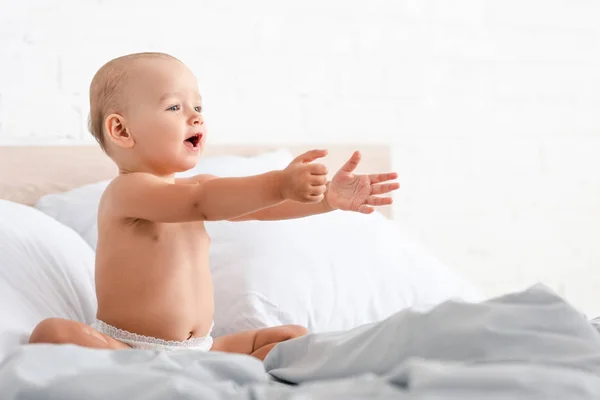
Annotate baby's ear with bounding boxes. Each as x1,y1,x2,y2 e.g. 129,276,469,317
105,113,134,149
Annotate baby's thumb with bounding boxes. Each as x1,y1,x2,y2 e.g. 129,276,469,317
339,150,361,173
292,149,328,164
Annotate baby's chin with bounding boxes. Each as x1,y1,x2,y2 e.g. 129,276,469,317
146,150,202,175
174,156,201,173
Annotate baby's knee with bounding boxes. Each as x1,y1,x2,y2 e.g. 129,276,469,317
29,318,74,344
279,324,309,340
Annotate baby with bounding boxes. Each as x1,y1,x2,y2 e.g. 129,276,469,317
28,52,400,360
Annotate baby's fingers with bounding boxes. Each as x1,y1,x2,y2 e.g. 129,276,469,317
371,182,400,195
357,204,375,214
365,196,393,206
309,163,328,176
369,172,398,184
310,175,328,186
293,149,328,164
310,184,327,196
309,193,325,202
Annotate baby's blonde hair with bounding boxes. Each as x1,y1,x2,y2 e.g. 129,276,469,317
88,52,181,152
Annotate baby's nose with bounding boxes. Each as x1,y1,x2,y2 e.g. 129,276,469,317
192,114,204,125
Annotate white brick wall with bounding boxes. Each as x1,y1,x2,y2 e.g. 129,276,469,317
1,1,600,314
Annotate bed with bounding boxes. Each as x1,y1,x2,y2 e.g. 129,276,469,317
4,145,597,398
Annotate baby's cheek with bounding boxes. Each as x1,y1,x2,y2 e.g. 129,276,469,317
142,120,169,140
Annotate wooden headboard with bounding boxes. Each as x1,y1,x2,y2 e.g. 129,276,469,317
0,144,392,217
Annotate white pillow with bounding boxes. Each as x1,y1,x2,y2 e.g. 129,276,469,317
207,211,484,336
35,180,110,250
35,150,295,250
0,200,97,361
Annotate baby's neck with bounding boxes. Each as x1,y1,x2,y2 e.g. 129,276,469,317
110,150,178,183
118,166,176,183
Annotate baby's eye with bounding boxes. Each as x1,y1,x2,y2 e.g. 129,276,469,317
167,105,180,111
194,106,202,113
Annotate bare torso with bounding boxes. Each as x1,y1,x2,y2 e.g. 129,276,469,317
94,187,214,342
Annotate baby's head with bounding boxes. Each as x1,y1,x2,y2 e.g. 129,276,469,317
89,52,205,176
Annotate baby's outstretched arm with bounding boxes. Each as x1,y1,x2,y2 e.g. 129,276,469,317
103,149,328,222
231,150,399,221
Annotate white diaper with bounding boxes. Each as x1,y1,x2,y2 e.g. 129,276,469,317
92,319,213,352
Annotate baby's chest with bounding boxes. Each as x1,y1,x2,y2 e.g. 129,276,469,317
131,220,209,248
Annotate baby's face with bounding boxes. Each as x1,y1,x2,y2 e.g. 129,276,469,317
124,58,206,174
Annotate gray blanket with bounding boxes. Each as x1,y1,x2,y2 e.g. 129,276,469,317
3,284,600,399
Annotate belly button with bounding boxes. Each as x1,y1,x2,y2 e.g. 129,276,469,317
187,331,194,340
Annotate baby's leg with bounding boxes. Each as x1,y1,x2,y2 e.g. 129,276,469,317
29,318,130,350
211,325,308,361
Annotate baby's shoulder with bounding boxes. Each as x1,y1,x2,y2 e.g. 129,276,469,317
98,173,155,217
102,173,156,198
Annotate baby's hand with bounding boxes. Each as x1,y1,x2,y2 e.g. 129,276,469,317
280,150,329,203
325,150,399,214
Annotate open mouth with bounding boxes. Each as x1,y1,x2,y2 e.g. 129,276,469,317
184,133,202,150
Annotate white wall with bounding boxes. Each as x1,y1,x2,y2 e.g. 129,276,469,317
1,1,600,314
